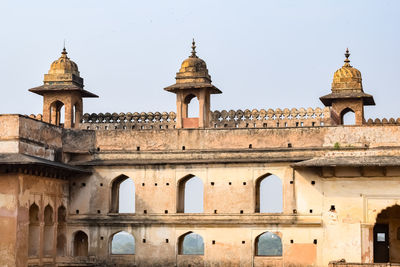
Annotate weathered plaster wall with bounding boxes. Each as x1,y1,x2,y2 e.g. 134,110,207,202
0,115,63,160
90,125,400,152
0,171,68,267
0,174,19,267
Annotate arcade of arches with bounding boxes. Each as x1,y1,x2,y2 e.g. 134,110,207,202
2,45,400,267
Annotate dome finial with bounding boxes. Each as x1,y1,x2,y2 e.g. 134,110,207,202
344,48,351,66
61,40,68,58
190,38,198,58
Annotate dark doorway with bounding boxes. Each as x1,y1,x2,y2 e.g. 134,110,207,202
374,223,389,263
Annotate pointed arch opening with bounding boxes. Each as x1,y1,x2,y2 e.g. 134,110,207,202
73,231,88,257
43,204,54,256
57,205,67,257
110,175,135,213
178,232,204,255
177,175,203,213
57,205,66,224
110,231,135,255
255,232,282,256
182,93,200,128
28,203,40,257
49,100,65,126
72,102,82,128
185,93,199,118
255,174,283,213
341,107,355,125
373,205,400,263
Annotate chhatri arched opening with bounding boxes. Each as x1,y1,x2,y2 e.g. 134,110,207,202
110,231,135,255
255,174,283,213
43,204,54,256
73,231,88,257
374,205,400,263
340,107,355,125
184,93,199,118
110,175,135,213
28,203,40,257
182,93,200,128
49,100,65,126
255,231,282,256
72,102,82,128
177,175,203,213
178,232,204,255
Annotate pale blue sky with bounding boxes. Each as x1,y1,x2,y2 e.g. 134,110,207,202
0,1,399,120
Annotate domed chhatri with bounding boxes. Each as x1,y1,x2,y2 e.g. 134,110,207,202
331,48,363,92
29,46,97,97
320,48,374,107
176,40,211,84
165,40,221,129
48,47,80,76
29,46,98,129
43,47,83,87
165,39,221,94
320,48,375,126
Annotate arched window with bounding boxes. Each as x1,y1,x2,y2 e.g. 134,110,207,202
43,205,54,256
57,205,67,257
57,205,66,224
184,94,199,118
341,108,355,125
255,174,283,213
110,175,135,213
73,231,88,256
111,231,135,255
255,232,282,256
28,203,40,257
178,232,204,255
177,175,203,213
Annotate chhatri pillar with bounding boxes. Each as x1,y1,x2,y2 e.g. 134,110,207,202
165,40,221,128
29,47,98,128
320,48,375,125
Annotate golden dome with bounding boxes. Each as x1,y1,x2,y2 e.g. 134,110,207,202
331,48,362,92
175,40,212,84
48,48,80,76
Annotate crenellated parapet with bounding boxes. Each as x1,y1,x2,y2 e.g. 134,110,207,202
79,107,334,130
366,118,400,125
210,107,332,128
80,112,177,130
29,114,43,121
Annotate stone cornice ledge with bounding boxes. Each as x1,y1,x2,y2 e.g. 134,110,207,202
67,214,322,227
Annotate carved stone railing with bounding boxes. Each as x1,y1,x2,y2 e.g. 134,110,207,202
210,107,332,128
78,107,333,130
365,118,400,125
80,112,177,130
